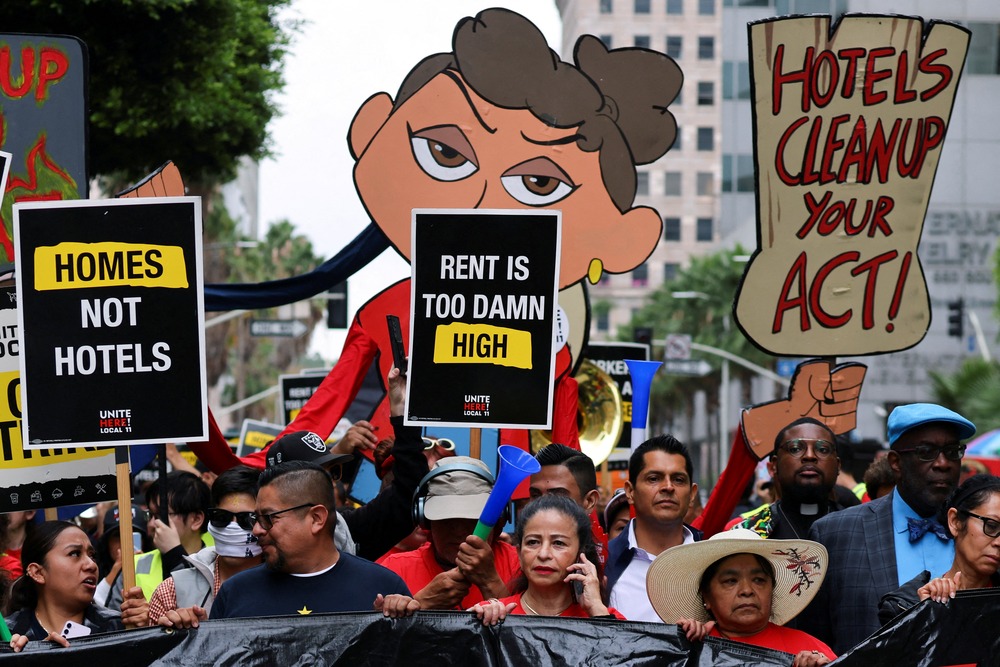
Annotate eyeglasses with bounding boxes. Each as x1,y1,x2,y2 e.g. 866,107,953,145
960,509,1000,538
251,503,315,531
777,439,836,459
421,437,456,452
896,444,966,462
207,508,256,532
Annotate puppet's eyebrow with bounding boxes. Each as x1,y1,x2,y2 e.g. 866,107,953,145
442,70,496,134
521,133,581,147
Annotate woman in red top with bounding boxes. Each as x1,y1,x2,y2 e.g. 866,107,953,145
474,495,624,622
376,495,625,623
647,528,834,667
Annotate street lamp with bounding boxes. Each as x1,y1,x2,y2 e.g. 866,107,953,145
672,291,730,480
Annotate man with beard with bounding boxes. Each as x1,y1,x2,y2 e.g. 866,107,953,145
209,461,409,619
736,418,848,540
797,403,975,654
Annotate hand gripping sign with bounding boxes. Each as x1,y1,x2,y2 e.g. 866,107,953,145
734,15,970,356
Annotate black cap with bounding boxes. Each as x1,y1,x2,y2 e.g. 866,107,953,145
265,431,353,469
103,505,149,538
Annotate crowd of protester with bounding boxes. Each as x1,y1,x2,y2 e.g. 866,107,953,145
1,389,997,665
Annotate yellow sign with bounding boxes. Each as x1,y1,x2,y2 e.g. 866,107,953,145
432,322,532,369
34,241,188,290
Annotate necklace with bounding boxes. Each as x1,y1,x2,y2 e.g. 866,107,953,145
520,596,541,615
520,593,570,617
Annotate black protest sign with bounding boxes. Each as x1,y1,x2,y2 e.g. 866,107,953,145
584,342,650,450
406,210,560,428
14,198,207,448
279,373,325,425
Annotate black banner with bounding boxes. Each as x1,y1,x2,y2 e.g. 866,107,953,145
14,198,207,447
406,210,560,429
3,591,997,666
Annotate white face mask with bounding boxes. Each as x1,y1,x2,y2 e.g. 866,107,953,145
207,521,262,558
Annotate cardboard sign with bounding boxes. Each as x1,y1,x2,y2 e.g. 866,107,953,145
583,342,650,451
14,197,207,448
405,209,560,428
0,286,116,512
734,15,969,356
0,34,88,263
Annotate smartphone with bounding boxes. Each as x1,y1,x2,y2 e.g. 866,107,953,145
348,457,381,505
132,531,143,554
386,314,407,374
572,580,584,601
61,621,92,639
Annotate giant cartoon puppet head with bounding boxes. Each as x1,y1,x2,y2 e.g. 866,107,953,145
348,8,681,289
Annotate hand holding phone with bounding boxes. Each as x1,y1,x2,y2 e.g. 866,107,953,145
132,531,143,554
386,315,407,374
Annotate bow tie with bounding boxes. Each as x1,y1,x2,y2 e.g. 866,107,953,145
907,517,950,542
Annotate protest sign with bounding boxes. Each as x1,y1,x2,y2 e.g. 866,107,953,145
14,197,207,448
734,15,969,356
405,210,560,429
236,419,283,458
0,34,88,263
279,373,325,425
0,285,116,512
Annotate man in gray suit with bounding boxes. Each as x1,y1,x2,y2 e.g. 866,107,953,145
798,403,975,655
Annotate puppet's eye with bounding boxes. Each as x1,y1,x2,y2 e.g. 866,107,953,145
409,126,478,181
501,157,577,206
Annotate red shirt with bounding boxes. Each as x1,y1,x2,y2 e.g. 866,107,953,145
708,622,836,660
0,551,21,579
500,592,625,620
378,540,521,610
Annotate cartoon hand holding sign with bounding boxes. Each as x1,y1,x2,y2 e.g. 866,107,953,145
735,15,970,356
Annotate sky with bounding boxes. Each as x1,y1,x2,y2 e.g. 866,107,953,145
257,1,562,359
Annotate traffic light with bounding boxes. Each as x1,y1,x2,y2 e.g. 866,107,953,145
633,327,653,346
946,298,964,338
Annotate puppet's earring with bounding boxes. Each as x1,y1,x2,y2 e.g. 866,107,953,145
587,258,603,285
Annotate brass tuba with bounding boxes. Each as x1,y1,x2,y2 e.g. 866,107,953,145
531,360,624,466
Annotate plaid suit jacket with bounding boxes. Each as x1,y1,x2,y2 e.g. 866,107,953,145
798,494,898,655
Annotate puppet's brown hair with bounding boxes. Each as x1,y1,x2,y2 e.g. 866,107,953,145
393,8,681,213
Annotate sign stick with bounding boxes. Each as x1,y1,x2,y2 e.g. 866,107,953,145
470,428,481,460
115,446,136,591
43,507,58,521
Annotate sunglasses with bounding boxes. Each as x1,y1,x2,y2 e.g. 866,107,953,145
777,439,836,459
421,437,456,452
896,444,965,462
251,502,316,531
960,510,1000,538
207,508,256,532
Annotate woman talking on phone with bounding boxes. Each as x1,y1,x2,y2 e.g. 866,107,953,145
483,494,624,620
5,521,124,652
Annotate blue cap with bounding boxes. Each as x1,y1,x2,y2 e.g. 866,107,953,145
887,403,976,447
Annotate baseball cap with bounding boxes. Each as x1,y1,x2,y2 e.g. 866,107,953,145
887,403,976,447
423,456,494,521
103,505,149,538
602,488,630,532
265,431,353,469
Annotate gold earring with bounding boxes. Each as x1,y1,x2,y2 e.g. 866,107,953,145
587,258,603,285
